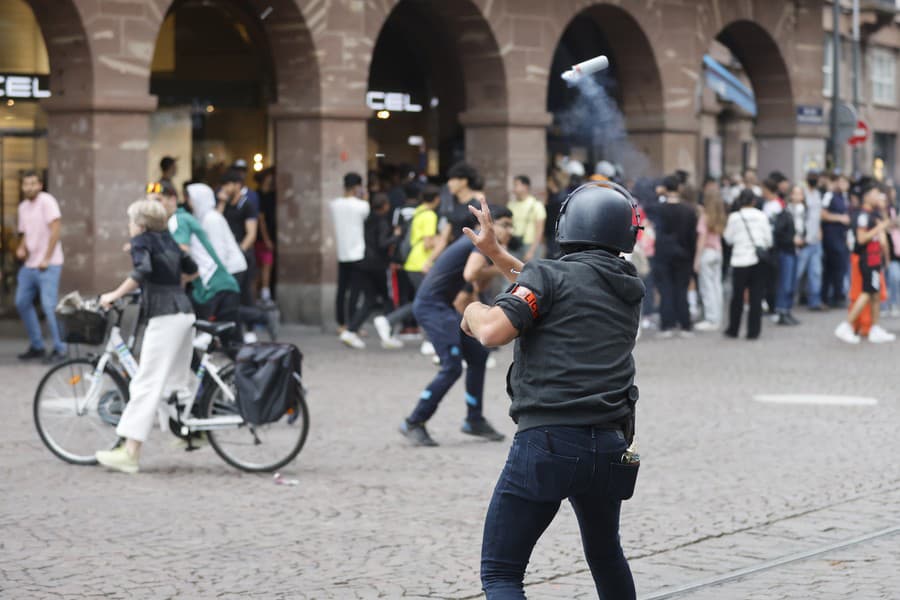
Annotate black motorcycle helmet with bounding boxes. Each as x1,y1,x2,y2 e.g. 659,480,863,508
555,180,641,253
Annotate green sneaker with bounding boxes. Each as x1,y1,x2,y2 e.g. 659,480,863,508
95,446,139,474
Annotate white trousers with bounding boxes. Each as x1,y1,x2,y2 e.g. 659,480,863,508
116,312,196,443
697,248,724,325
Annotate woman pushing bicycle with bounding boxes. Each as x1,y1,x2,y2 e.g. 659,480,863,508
94,198,198,474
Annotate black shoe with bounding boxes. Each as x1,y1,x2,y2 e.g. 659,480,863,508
776,314,790,326
723,330,738,339
17,347,45,361
461,418,505,442
785,313,801,326
42,350,67,364
808,305,826,312
399,420,438,447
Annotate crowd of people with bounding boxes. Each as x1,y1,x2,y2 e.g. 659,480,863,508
330,160,900,353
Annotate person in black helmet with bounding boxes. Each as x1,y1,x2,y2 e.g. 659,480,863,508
461,182,644,599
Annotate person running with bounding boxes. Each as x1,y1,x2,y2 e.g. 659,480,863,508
399,204,513,447
15,171,66,362
158,182,243,348
374,185,442,348
460,184,644,600
95,199,197,473
835,183,895,344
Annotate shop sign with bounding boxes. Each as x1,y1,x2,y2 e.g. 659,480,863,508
0,74,51,100
366,91,422,113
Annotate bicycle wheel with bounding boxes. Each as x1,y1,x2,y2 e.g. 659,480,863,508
203,365,310,472
34,357,129,465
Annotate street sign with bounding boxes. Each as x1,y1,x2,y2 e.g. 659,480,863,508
796,105,824,125
830,102,858,144
848,120,869,146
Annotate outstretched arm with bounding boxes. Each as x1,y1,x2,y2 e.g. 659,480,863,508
462,198,524,283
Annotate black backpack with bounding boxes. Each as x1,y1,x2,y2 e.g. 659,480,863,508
234,343,303,425
391,210,418,265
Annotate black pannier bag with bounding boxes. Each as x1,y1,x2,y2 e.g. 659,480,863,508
234,343,303,425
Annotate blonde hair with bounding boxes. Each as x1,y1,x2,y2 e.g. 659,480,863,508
127,198,168,232
702,188,727,235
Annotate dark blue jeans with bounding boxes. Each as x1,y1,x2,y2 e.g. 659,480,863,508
481,426,637,599
775,251,797,312
408,299,488,424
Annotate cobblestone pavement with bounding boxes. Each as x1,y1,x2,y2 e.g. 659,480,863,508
2,309,899,599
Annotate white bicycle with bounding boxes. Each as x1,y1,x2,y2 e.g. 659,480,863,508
34,296,309,472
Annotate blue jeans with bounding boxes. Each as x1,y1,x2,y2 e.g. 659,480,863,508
776,251,798,312
15,265,65,353
481,426,637,599
887,261,900,309
408,299,488,424
795,242,823,308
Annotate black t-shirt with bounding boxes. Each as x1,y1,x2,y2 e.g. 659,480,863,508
223,188,260,244
415,236,479,305
654,202,698,262
258,190,275,240
446,199,479,242
853,209,883,268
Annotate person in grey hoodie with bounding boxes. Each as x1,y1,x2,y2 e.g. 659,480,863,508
462,182,644,600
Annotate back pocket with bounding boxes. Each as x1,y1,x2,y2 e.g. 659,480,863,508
525,441,579,502
607,462,640,501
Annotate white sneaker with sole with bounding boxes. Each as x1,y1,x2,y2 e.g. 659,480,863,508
381,336,404,349
834,322,861,344
373,316,392,344
693,321,719,332
340,330,366,349
95,446,139,474
867,325,896,343
420,341,435,356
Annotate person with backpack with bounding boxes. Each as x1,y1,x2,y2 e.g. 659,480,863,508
374,185,441,348
339,193,399,349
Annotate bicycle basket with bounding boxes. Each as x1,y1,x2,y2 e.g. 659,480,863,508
57,307,108,345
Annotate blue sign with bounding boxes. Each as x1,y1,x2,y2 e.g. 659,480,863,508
796,105,824,125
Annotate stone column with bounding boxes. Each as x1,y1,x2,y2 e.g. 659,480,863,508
42,95,156,296
271,105,368,326
460,110,553,201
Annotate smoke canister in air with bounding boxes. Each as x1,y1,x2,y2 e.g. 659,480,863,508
561,55,610,84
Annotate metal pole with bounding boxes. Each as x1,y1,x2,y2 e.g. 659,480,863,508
830,0,842,172
851,0,860,175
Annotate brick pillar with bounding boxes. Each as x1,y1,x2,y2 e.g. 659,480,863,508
460,110,553,202
43,96,156,296
271,105,368,326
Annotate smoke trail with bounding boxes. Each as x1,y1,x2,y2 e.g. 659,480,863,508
556,74,650,180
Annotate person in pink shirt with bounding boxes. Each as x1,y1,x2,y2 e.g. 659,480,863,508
15,171,65,362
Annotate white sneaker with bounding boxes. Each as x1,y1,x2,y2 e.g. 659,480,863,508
243,331,258,344
373,315,392,344
486,355,497,369
432,354,441,366
340,330,366,349
694,321,719,332
381,336,404,349
867,325,896,344
420,341,435,356
834,322,860,344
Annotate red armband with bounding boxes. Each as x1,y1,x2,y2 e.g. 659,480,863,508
511,285,539,319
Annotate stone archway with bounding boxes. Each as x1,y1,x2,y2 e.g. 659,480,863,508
366,0,510,199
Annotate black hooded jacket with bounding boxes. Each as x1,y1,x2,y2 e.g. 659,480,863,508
494,250,645,431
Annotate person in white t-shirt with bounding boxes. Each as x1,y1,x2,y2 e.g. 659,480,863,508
329,172,370,338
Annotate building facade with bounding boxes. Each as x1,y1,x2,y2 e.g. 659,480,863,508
2,0,897,323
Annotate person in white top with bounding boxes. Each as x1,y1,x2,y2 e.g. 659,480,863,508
187,183,247,275
723,189,773,340
329,172,370,335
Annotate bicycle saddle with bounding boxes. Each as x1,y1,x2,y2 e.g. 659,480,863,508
194,320,237,337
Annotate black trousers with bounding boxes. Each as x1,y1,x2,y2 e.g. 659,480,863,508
763,258,778,314
727,264,765,339
655,258,692,331
348,268,391,332
822,236,849,305
336,261,363,327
